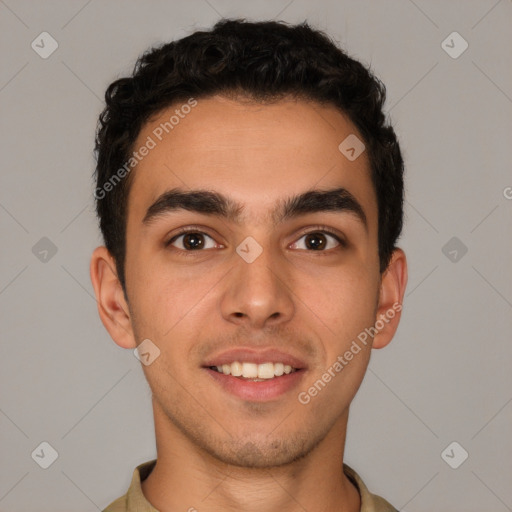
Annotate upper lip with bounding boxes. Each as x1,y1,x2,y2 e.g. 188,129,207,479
203,347,308,369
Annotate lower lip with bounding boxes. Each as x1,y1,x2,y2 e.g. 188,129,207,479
204,368,305,402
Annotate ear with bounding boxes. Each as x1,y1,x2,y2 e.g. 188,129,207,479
90,246,136,349
372,248,408,349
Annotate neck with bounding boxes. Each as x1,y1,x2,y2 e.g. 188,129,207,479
141,399,360,512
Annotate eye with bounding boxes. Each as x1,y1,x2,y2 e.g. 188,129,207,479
167,230,220,251
290,230,344,251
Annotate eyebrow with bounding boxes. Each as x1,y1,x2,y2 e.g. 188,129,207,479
142,187,368,230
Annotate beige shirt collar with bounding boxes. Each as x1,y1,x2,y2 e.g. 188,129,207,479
103,459,397,512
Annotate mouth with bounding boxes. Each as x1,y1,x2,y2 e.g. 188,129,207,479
208,361,299,381
202,348,307,401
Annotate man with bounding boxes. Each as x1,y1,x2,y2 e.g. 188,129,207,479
90,18,407,512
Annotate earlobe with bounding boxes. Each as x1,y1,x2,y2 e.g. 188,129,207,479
89,246,136,349
372,248,408,349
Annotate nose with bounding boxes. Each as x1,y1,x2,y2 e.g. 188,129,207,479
219,241,295,330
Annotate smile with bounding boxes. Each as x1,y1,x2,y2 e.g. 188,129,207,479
210,361,298,380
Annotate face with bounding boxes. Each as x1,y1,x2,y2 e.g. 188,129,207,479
96,95,401,468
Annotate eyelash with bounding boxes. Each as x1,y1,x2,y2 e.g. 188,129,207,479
165,224,347,256
292,225,348,252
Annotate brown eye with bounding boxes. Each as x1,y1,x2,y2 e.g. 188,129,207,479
304,233,328,250
168,232,217,251
290,231,343,251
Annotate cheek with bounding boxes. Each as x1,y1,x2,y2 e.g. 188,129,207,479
296,270,377,409
126,252,222,341
297,264,379,341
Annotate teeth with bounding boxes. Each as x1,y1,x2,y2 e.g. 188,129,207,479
231,361,243,377
212,361,298,379
257,362,274,379
274,362,284,376
242,362,258,378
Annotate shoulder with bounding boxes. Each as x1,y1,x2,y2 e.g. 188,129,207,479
343,463,398,512
102,459,157,512
102,495,127,512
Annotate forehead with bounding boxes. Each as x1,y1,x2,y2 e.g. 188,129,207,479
126,95,376,228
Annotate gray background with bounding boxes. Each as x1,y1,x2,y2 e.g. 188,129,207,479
1,0,511,511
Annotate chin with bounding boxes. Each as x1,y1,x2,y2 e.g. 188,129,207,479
201,432,322,469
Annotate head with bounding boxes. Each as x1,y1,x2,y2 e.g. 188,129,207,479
91,19,407,468
94,18,404,293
